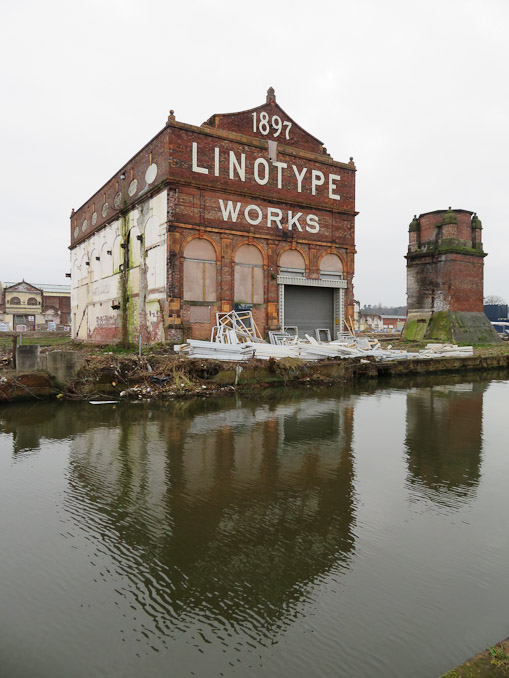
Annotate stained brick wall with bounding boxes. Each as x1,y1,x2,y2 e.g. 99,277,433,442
71,92,357,343
406,209,486,314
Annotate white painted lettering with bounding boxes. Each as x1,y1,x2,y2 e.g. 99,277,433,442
272,161,287,188
267,208,283,229
292,165,308,193
288,211,303,231
244,204,263,225
272,115,282,137
329,173,341,200
229,151,246,181
192,142,208,175
214,147,220,177
306,214,320,233
311,170,325,195
254,157,270,185
219,200,241,222
259,111,270,135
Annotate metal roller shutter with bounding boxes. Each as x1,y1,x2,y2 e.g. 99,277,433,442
284,286,334,338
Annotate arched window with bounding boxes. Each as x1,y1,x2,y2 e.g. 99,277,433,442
129,227,141,267
320,253,343,279
9,296,21,305
234,245,264,304
27,297,39,305
112,236,123,274
80,254,89,285
280,249,306,275
145,217,165,290
100,243,113,278
183,239,217,301
89,249,100,282
145,215,161,248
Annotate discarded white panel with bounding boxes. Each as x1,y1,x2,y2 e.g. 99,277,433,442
315,328,331,342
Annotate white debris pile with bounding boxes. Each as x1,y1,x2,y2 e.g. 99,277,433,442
174,311,474,362
418,343,474,357
175,340,255,362
211,310,265,344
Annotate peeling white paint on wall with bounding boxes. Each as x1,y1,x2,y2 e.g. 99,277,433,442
71,189,168,342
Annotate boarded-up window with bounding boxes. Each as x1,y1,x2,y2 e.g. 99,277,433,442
101,243,113,278
280,249,306,272
183,239,217,301
145,216,161,248
90,249,100,282
129,227,141,267
234,245,264,304
147,246,166,290
112,236,123,274
27,297,38,305
9,296,21,305
144,216,165,290
320,253,343,274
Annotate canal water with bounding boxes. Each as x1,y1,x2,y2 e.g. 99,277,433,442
1,374,508,678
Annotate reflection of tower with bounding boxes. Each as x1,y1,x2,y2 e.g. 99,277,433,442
61,392,358,643
405,382,485,503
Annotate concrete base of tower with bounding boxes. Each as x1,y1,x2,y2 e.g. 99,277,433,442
402,310,501,344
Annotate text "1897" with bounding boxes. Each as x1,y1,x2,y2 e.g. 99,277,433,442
252,112,292,139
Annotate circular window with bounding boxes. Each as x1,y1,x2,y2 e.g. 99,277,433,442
145,163,157,184
128,179,137,196
91,212,97,225
81,220,87,233
114,192,122,208
74,226,79,238
102,203,109,217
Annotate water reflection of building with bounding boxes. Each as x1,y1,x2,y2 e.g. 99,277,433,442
0,395,356,642
405,382,485,504
0,402,79,455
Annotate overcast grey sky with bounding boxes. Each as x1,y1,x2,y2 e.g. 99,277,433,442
1,0,507,305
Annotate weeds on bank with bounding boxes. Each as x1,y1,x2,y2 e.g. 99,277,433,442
489,646,509,671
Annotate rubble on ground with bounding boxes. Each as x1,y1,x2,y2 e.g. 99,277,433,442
174,311,474,362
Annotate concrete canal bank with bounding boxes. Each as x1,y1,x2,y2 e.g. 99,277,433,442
1,345,508,402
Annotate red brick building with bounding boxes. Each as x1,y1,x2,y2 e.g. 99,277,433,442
70,89,357,344
403,208,498,342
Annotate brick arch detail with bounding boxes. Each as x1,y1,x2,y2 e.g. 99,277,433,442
180,233,221,262
277,245,309,273
318,250,346,272
232,240,268,267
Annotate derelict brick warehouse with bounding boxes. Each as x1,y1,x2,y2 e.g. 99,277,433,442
70,88,357,344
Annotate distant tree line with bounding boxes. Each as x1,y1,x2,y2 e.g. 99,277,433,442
361,304,407,316
484,295,507,305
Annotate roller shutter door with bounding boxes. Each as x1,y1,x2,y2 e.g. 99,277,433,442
284,286,334,338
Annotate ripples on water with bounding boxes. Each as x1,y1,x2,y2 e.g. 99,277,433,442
1,375,509,677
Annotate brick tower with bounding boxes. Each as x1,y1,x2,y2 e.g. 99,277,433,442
403,208,499,343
